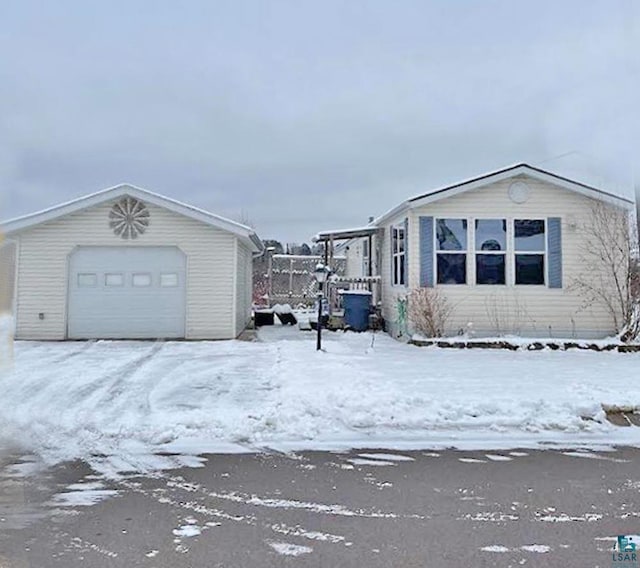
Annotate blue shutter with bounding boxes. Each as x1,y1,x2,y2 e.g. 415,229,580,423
419,216,434,287
547,217,562,288
403,217,409,287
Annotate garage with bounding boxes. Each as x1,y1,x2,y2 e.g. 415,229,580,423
0,184,263,340
68,246,186,339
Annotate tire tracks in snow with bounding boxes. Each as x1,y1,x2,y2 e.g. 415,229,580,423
96,341,167,403
115,475,353,549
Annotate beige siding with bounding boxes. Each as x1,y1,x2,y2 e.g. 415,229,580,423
0,240,17,313
381,175,623,339
235,241,253,336
13,200,238,340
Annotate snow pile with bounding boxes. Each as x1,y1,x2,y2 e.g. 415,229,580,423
1,327,640,473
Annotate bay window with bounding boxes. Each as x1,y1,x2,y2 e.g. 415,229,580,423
475,219,506,285
514,219,545,285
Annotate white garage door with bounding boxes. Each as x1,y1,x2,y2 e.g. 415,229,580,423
68,246,186,339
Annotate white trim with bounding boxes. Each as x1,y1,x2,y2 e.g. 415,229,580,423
232,238,238,338
0,183,264,254
390,223,406,287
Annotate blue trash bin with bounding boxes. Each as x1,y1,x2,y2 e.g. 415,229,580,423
342,290,372,331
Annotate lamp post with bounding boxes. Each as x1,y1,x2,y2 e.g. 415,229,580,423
313,263,329,350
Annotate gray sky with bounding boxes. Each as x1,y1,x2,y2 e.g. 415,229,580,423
1,1,638,243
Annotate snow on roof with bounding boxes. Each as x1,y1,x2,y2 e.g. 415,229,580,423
313,226,378,242
371,162,634,227
407,163,634,205
0,183,264,253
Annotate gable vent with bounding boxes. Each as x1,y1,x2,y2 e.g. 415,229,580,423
109,197,150,239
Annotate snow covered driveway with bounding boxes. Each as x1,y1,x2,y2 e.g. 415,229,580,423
1,326,640,473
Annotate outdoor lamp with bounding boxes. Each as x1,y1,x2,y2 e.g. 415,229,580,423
314,263,329,285
313,263,329,350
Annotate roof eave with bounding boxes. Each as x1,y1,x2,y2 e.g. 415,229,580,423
369,201,410,228
407,164,634,210
0,184,265,244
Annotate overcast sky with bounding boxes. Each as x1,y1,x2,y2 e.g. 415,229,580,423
1,1,638,243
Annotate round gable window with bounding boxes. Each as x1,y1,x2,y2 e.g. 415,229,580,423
109,197,150,239
508,181,531,204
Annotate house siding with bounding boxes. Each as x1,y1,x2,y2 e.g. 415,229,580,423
13,200,237,340
382,176,623,339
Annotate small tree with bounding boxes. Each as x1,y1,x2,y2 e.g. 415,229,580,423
407,287,454,338
571,202,640,341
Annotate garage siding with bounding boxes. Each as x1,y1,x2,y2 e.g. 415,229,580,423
235,242,253,337
0,240,17,314
13,200,237,340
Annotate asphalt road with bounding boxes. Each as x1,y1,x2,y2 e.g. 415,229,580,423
1,446,640,567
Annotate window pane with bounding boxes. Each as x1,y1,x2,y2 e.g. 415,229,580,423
160,273,178,287
392,228,398,254
437,219,467,251
515,254,544,285
132,273,152,287
514,220,545,251
105,273,124,287
393,256,399,284
77,273,97,287
398,229,405,253
437,253,466,284
476,254,505,285
399,255,405,285
475,219,506,251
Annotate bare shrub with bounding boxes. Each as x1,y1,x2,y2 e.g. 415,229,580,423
407,288,453,337
571,202,640,342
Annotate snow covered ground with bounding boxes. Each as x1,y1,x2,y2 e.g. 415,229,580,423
1,324,640,474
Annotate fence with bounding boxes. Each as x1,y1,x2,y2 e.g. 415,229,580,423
268,254,346,307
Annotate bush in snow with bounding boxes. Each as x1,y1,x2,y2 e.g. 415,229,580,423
571,202,640,342
407,288,453,338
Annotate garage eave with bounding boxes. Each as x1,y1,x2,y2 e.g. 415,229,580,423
0,183,263,249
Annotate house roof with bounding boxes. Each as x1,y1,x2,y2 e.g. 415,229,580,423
0,183,264,254
373,163,635,226
314,226,378,243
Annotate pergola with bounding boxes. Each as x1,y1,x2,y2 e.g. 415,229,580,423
314,226,379,277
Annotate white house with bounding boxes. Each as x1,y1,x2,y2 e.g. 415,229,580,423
0,184,263,340
317,164,635,339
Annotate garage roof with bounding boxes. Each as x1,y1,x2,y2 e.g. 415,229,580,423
0,184,264,253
